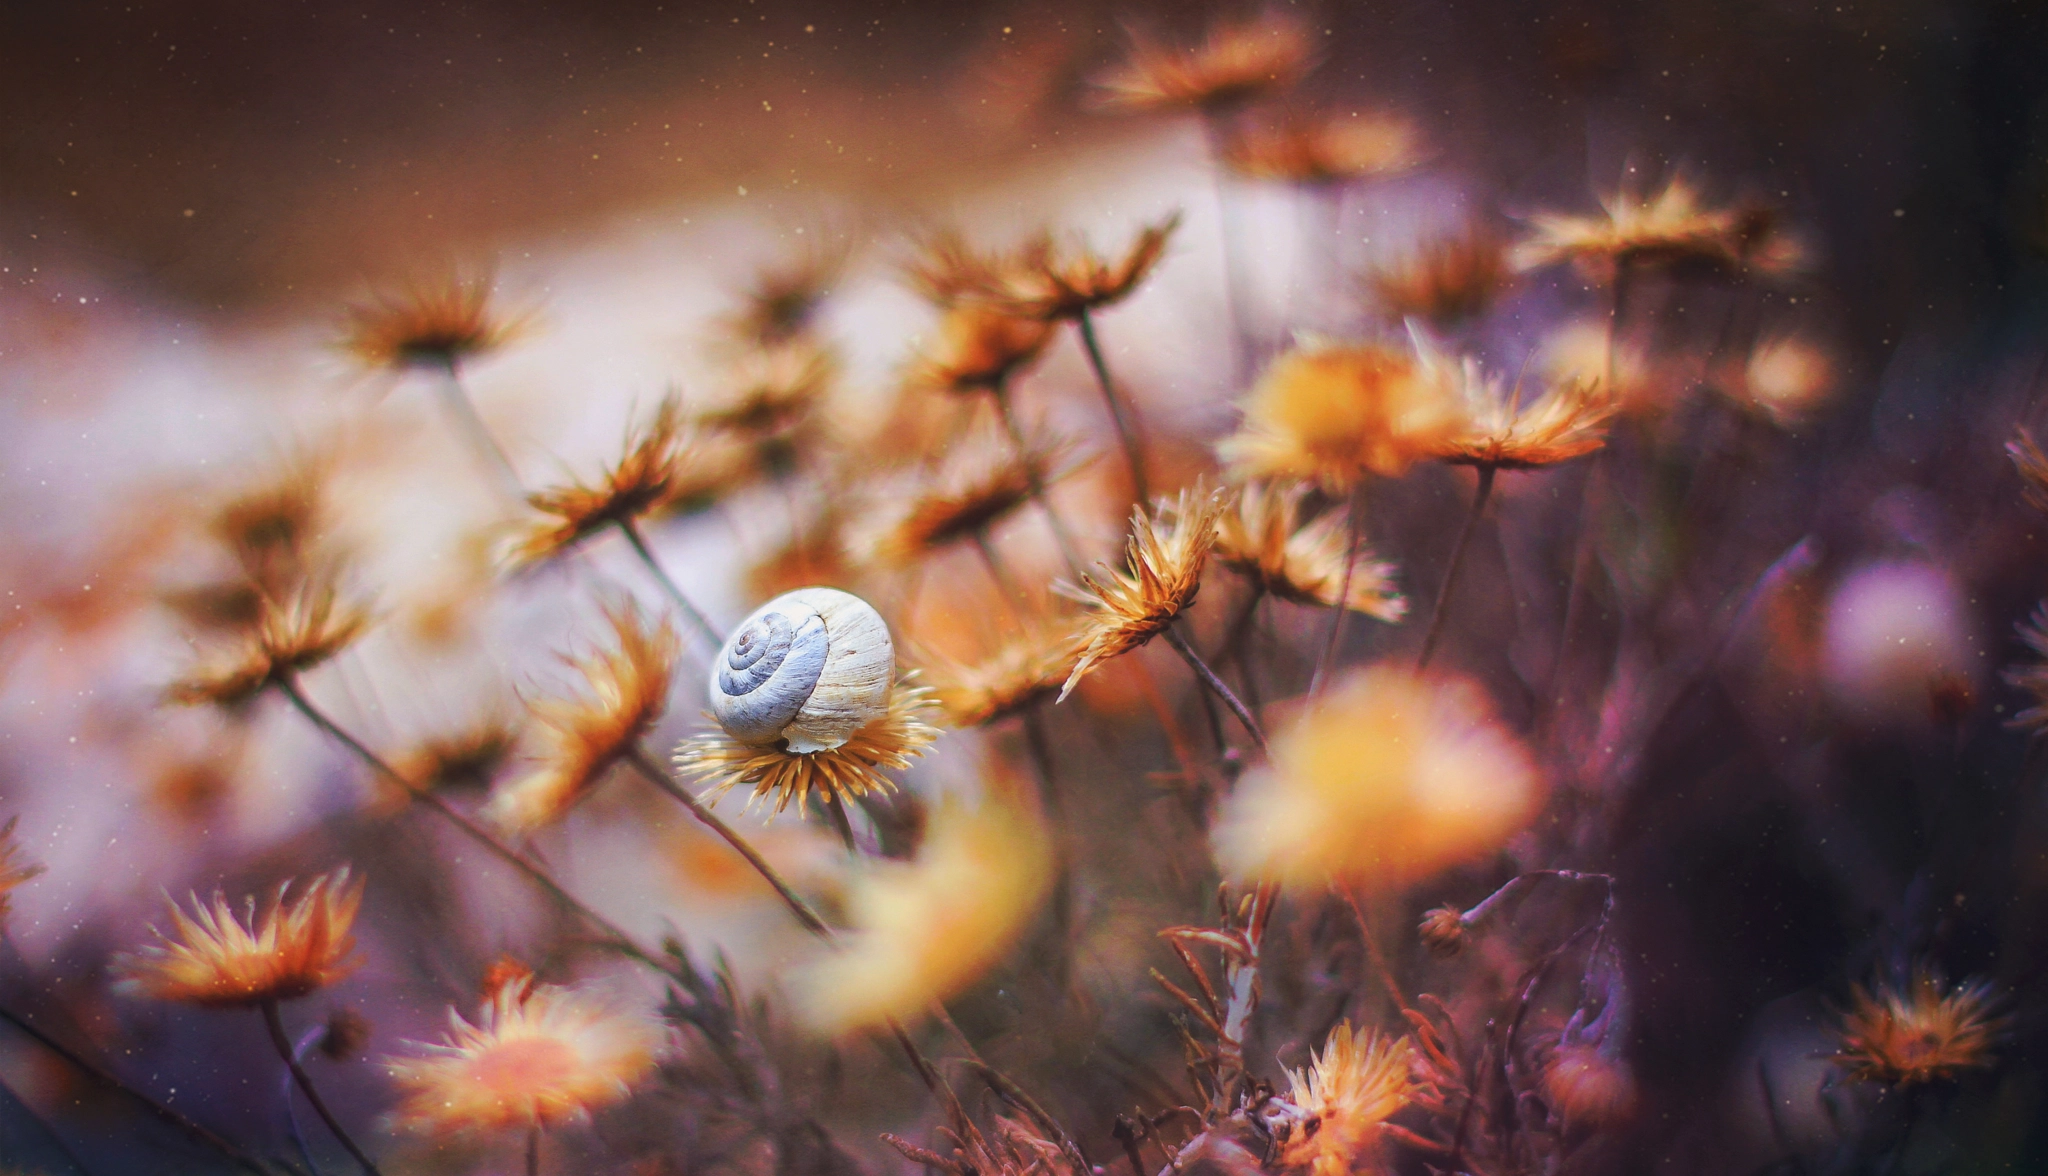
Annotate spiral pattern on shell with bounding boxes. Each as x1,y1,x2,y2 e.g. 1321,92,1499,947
709,587,894,753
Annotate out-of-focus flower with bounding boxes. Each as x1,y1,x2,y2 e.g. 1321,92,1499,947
390,718,521,802
1094,12,1317,115
722,237,849,346
924,619,1086,727
209,455,332,598
318,1007,374,1061
512,397,723,565
0,819,44,929
1212,481,1406,619
1218,339,1467,490
975,214,1182,322
1221,111,1423,185
907,303,1056,395
1213,665,1540,891
484,605,677,835
2008,430,2048,513
1542,1043,1637,1127
386,979,665,1137
116,869,363,1007
746,506,862,604
342,273,528,371
675,678,943,814
1819,561,1975,723
867,431,1082,565
1416,905,1466,957
1279,1023,1415,1176
695,340,838,439
1414,329,1614,469
167,582,372,707
1540,321,1659,415
1367,230,1513,328
793,784,1051,1032
1832,971,2001,1087
1059,483,1225,700
1736,336,1836,425
2004,604,2048,732
1513,177,1803,281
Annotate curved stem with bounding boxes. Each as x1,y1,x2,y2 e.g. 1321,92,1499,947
1416,464,1496,671
616,519,724,652
261,1000,383,1176
1161,624,1268,754
1073,309,1150,506
434,361,523,498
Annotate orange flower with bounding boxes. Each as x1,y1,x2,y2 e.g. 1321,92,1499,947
342,272,528,370
1222,111,1423,185
1514,176,1803,281
1833,971,2001,1087
1279,1023,1415,1176
975,214,1182,323
675,678,944,813
908,303,1055,394
116,869,364,1007
512,397,728,564
1212,481,1406,618
1367,230,1513,328
1095,12,1317,115
1415,329,1614,469
0,818,43,929
167,582,372,707
1219,339,1467,489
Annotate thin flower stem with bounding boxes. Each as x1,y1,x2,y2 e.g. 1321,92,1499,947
1416,464,1497,671
1311,485,1366,694
261,1000,384,1176
1073,309,1150,506
527,1124,541,1176
992,385,1086,578
434,361,523,498
1340,890,1416,1021
1161,624,1268,754
274,676,656,967
616,519,724,652
623,746,832,939
1202,115,1255,383
823,793,859,855
970,531,1027,617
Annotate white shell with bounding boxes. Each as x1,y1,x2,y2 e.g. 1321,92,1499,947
709,587,894,753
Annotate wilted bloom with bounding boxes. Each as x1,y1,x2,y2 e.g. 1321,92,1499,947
386,979,665,1136
924,619,1086,727
1819,561,1975,723
1833,971,2001,1087
484,605,678,835
1059,483,1225,700
1219,339,1467,489
1279,1023,1415,1176
675,678,943,813
342,273,527,370
0,818,43,928
1222,111,1423,185
116,869,364,1007
1413,328,1614,469
867,431,1082,565
1417,905,1466,957
1368,230,1513,328
1213,665,1541,890
1095,12,1317,115
512,397,716,565
908,303,1055,394
974,214,1181,322
1513,176,1803,281
1737,336,1836,424
695,340,838,439
168,583,372,706
1212,482,1406,619
794,785,1051,1032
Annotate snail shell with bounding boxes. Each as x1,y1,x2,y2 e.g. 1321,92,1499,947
710,587,894,753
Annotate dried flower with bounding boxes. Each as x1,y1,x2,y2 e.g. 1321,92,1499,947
2005,605,2048,732
1367,231,1513,328
1414,329,1614,469
386,980,664,1136
0,819,43,929
1513,176,1803,281
723,238,849,346
342,273,527,370
1280,1023,1415,1176
1213,665,1541,891
1059,483,1225,700
512,397,715,565
973,214,1181,322
168,584,372,707
483,605,678,835
1095,13,1317,115
924,620,1086,727
794,785,1051,1032
745,507,860,604
1832,971,2001,1087
695,340,838,438
116,869,363,1007
1218,338,1468,490
675,678,943,813
210,456,330,597
868,431,1082,564
904,229,1004,308
1212,481,1406,619
1221,111,1423,185
1416,905,1466,957
908,303,1056,394
2010,430,2048,513
394,720,521,795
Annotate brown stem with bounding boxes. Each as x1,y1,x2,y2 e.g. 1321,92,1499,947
1415,464,1497,671
1073,309,1149,506
822,793,859,855
527,1123,541,1176
616,519,724,652
991,385,1086,578
1161,624,1268,754
262,1000,383,1176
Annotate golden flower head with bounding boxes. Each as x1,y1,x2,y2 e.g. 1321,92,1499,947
1212,481,1406,619
0,818,44,929
210,455,331,597
1222,111,1424,186
1280,1023,1415,1176
695,340,838,439
867,430,1084,565
1095,12,1317,115
386,979,665,1137
908,302,1056,394
674,677,944,814
1058,482,1225,700
167,583,372,707
975,214,1181,322
483,604,678,835
1213,665,1542,891
1513,176,1804,281
793,782,1051,1033
1735,336,1836,425
342,272,528,371
116,868,363,1007
1413,327,1615,469
2010,429,2048,513
1367,230,1513,328
1832,970,2002,1087
1218,338,1468,490
512,397,720,565
923,619,1086,727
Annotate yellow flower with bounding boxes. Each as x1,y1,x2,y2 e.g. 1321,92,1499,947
1219,339,1468,490
1221,111,1423,185
0,819,43,929
907,302,1056,394
1059,483,1225,700
1513,176,1803,281
386,980,665,1137
1212,481,1406,619
167,582,372,707
1833,971,2001,1087
483,604,678,835
1280,1023,1414,1176
1367,230,1513,328
1213,665,1541,891
342,272,528,370
1414,330,1614,469
1095,13,1317,115
116,869,363,1007
512,397,729,564
674,678,943,813
793,783,1051,1032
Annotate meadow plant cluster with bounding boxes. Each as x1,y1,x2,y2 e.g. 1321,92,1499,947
2,7,2044,1176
